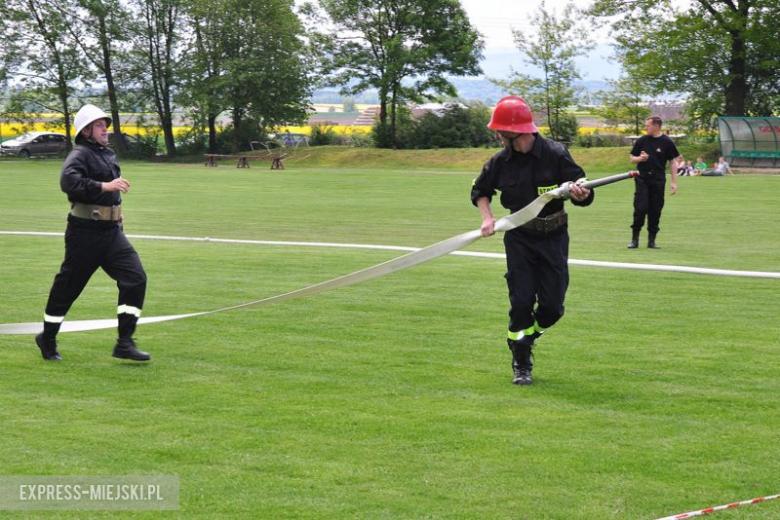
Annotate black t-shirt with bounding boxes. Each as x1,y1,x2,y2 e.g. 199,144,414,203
630,134,679,174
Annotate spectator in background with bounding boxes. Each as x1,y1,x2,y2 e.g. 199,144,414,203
693,157,707,175
675,156,684,173
700,156,734,176
676,156,692,176
680,160,695,176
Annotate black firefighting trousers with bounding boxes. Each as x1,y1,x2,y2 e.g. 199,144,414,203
631,174,666,235
503,227,569,334
42,217,147,340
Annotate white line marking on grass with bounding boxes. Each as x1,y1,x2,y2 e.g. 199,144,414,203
2,230,778,334
2,230,779,279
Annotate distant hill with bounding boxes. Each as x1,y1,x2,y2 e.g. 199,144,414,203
311,78,611,106
310,42,617,106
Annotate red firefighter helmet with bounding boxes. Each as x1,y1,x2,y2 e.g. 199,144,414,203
487,96,538,134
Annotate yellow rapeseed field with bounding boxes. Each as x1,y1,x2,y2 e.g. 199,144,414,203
278,125,372,136
0,121,185,139
1,112,626,140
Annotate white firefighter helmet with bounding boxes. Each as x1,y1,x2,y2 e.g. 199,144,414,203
74,104,112,139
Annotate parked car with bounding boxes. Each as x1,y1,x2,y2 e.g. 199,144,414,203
108,131,140,149
282,133,309,147
0,132,68,158
108,131,158,157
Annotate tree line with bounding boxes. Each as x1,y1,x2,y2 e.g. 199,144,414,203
0,0,312,156
493,0,779,139
1,0,777,155
0,0,483,155
589,0,780,132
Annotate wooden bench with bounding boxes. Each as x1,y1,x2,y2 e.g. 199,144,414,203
730,150,780,159
729,149,780,166
204,153,286,169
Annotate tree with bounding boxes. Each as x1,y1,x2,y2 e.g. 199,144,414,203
492,1,592,142
129,0,182,156
594,72,652,135
183,0,312,154
342,96,357,113
310,0,483,148
409,102,493,149
180,0,230,154
0,0,86,150
589,0,780,122
61,0,135,154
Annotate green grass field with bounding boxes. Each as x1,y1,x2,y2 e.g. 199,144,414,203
0,152,778,519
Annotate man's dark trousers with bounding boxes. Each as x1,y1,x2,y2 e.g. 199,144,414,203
43,220,146,339
631,174,666,235
503,228,569,333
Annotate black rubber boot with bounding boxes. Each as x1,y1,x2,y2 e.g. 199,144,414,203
35,332,62,361
627,230,640,249
118,313,139,341
648,233,660,249
113,338,151,361
508,337,535,386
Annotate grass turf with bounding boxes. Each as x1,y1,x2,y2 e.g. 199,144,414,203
0,153,778,519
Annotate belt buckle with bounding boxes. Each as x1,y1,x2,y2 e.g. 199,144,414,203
91,208,100,220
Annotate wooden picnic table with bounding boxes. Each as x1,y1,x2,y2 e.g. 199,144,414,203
204,153,286,169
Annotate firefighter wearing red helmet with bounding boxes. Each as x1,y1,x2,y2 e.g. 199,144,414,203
35,104,150,362
471,96,593,386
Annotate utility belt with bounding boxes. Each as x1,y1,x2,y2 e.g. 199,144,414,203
70,202,122,221
640,169,666,178
521,210,568,234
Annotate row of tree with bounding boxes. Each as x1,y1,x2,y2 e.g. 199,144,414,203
1,0,778,155
591,0,780,127
0,0,312,156
0,0,483,155
493,0,780,138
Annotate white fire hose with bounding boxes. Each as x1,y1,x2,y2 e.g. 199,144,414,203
0,172,637,335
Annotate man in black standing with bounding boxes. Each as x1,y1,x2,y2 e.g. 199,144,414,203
36,104,150,362
628,116,679,249
472,96,593,386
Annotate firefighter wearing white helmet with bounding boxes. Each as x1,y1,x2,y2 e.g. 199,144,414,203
36,104,151,362
73,104,112,143
470,95,593,386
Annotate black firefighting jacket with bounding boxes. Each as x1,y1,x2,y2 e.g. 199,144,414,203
471,134,594,217
60,141,122,207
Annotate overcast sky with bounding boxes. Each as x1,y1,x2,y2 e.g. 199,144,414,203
459,0,610,49
458,0,620,81
299,0,696,82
